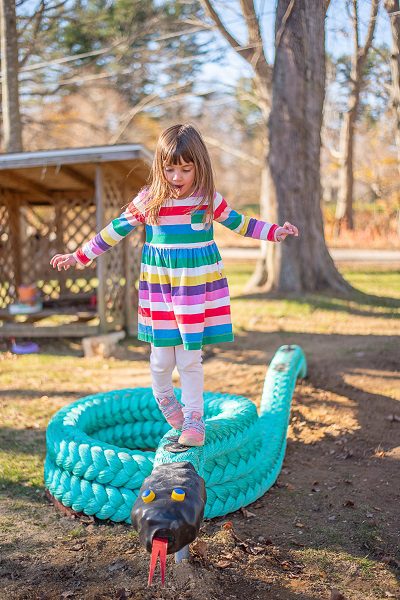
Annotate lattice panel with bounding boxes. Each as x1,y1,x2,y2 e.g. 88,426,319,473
19,204,59,299
0,193,98,307
0,193,17,308
0,169,145,331
59,195,97,297
62,196,96,251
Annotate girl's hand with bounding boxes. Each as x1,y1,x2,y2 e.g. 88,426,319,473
275,222,299,242
50,253,77,271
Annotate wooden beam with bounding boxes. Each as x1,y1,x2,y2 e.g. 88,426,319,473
95,164,107,334
0,323,99,337
0,171,53,199
0,191,94,206
60,165,94,189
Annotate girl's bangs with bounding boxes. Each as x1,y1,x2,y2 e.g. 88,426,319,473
162,140,195,166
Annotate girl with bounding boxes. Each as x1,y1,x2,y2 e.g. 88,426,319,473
50,124,299,447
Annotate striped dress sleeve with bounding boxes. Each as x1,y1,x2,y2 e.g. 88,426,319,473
213,192,279,242
73,199,145,266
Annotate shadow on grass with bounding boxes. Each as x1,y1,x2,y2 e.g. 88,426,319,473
0,427,46,502
234,288,400,319
0,426,46,455
0,481,45,503
0,389,86,401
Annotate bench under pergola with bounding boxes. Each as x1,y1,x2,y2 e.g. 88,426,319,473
0,144,152,338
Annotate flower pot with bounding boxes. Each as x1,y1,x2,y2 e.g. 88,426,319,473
18,285,37,304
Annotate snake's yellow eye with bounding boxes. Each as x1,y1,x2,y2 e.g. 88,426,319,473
171,488,185,501
141,489,155,503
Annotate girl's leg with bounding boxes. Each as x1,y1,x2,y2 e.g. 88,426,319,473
174,345,204,417
175,345,205,447
149,344,176,399
149,345,183,429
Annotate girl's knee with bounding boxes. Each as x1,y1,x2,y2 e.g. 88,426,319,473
176,348,203,373
150,346,176,373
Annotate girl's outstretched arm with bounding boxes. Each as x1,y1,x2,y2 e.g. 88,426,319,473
213,193,299,242
72,200,145,266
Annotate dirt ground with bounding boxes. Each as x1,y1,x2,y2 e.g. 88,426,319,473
1,274,399,599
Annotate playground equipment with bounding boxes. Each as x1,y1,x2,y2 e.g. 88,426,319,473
45,344,307,585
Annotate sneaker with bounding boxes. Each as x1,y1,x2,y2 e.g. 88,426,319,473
178,412,205,447
156,395,184,430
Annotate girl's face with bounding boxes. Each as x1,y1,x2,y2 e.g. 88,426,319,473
164,160,196,198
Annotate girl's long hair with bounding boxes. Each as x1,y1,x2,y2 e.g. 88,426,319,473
143,123,215,225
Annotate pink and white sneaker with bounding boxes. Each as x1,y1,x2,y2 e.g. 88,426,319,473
156,396,184,430
178,412,205,447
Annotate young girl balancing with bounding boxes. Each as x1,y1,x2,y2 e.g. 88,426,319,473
50,124,299,447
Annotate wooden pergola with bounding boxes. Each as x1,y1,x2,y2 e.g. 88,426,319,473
0,144,152,338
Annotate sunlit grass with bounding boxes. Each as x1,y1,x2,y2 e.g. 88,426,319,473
221,261,400,338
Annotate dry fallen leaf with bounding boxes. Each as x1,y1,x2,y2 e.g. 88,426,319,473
191,540,208,559
215,560,232,569
240,507,256,518
222,521,233,530
68,543,84,552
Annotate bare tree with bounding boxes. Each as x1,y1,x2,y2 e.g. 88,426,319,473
1,0,22,151
335,0,379,234
384,0,400,174
202,0,351,293
266,0,352,294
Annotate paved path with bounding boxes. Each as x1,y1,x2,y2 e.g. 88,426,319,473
220,247,400,263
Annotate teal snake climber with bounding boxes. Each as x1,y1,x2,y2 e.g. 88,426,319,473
44,344,307,582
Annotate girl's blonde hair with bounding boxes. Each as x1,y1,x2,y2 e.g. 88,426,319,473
143,123,215,225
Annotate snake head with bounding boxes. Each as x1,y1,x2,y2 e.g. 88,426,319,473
131,461,206,554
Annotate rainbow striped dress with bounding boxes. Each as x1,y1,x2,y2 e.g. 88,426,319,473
74,192,278,350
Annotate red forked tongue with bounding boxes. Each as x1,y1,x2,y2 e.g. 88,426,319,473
148,537,168,586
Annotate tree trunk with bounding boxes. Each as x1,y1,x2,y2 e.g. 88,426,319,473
266,0,351,294
335,84,360,233
0,0,23,152
385,0,400,175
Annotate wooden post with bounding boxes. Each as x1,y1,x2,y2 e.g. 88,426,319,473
95,165,107,333
54,198,66,297
123,180,135,337
8,199,21,292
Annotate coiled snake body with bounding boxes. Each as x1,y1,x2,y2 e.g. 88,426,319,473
45,345,306,523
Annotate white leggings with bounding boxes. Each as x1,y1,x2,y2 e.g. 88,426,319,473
150,344,204,417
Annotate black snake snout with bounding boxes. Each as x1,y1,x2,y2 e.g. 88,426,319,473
131,461,206,553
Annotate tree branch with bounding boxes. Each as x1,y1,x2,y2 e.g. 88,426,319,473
200,0,253,61
359,0,379,62
275,0,295,49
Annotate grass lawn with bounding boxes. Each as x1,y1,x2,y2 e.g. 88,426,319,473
0,262,399,600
